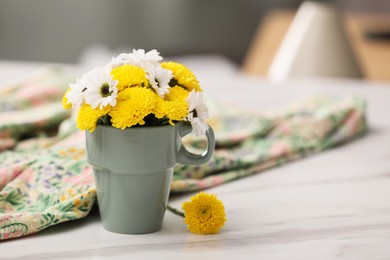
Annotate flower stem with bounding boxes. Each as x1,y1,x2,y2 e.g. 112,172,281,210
166,204,185,217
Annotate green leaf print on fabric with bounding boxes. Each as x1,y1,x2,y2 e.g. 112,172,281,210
170,96,367,193
0,216,29,239
0,189,24,207
38,213,60,231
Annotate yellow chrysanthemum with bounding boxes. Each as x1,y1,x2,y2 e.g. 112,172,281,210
111,64,148,91
161,62,202,92
62,88,72,110
76,104,111,132
154,98,187,125
116,87,135,102
109,87,157,129
167,85,190,100
182,192,226,235
153,86,189,124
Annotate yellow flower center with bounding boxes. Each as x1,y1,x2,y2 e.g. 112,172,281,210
200,208,210,219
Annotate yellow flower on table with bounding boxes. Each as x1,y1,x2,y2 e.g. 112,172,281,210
182,192,226,234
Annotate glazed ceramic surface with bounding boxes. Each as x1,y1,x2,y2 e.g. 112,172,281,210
86,123,215,234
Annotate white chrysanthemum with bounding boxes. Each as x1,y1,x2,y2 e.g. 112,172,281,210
66,80,84,109
84,68,118,109
66,70,95,108
186,90,209,136
108,53,133,68
132,49,162,65
108,49,162,68
146,64,172,97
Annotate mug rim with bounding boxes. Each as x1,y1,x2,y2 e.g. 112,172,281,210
93,121,187,132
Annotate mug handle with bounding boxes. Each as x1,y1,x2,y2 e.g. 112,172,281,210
176,122,215,165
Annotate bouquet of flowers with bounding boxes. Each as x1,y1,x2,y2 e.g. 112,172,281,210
62,49,209,136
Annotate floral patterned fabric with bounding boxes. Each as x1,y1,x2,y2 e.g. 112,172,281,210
0,68,367,240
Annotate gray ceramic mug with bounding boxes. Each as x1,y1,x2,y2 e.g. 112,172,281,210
86,122,215,234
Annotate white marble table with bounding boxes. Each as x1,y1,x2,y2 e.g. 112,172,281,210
1,59,390,259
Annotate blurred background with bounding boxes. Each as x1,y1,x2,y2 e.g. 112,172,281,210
0,0,389,80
